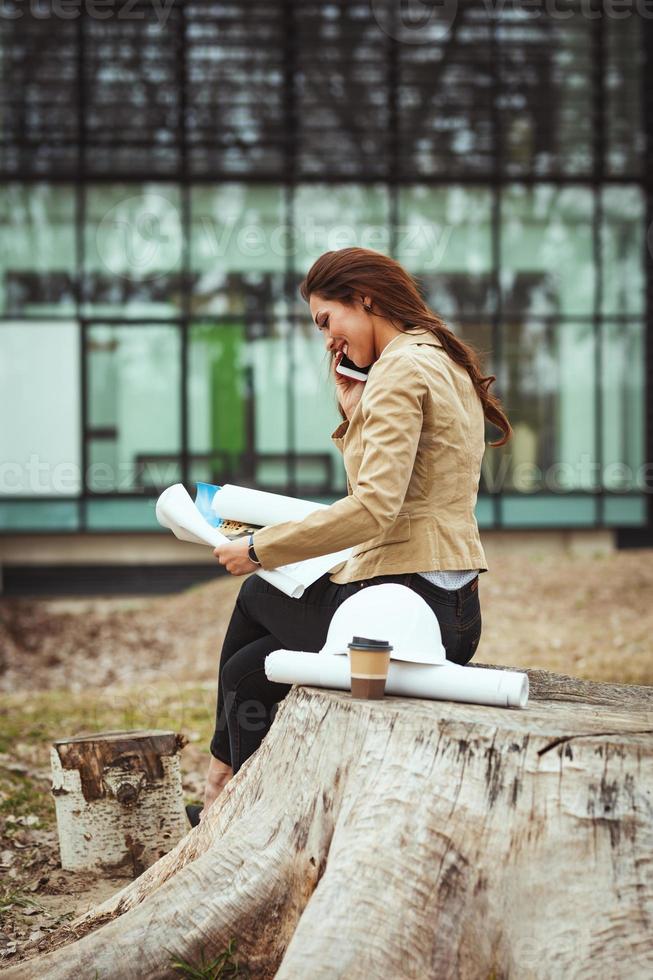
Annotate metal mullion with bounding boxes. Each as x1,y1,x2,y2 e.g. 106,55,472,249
33,314,285,327
180,317,189,491
643,13,653,532
77,8,87,530
85,137,295,148
592,2,605,527
72,316,187,326
80,321,89,530
0,314,79,323
0,170,645,186
283,0,297,497
186,93,286,104
179,0,190,492
79,492,159,501
388,3,398,253
490,8,503,531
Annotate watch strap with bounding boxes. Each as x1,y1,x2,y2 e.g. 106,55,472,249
248,533,261,565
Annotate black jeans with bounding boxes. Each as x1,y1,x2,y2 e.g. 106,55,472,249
210,570,482,773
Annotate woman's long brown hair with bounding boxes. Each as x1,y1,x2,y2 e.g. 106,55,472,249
299,246,512,448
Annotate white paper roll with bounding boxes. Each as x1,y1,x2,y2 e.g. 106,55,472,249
156,484,224,548
211,484,327,526
264,650,529,709
156,484,306,597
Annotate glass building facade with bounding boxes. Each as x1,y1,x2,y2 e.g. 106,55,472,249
0,1,651,538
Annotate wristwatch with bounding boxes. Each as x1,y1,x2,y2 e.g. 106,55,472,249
247,533,261,565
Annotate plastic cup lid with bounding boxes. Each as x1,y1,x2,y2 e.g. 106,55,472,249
347,636,393,651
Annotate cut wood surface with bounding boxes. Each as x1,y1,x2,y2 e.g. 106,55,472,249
4,663,652,980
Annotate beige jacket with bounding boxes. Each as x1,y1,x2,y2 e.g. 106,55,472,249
252,329,489,584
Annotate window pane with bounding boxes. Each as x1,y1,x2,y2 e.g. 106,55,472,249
292,318,346,498
293,184,391,287
86,324,181,493
0,321,81,496
606,16,644,178
601,186,645,317
458,320,495,370
188,319,293,492
398,12,494,178
84,11,182,177
0,184,76,316
603,495,646,527
601,320,645,492
250,326,290,490
85,498,159,531
498,12,594,177
0,11,78,177
488,319,596,494
190,184,286,323
296,5,390,180
457,320,499,495
188,322,250,485
83,185,183,319
186,4,286,178
398,187,494,319
557,321,597,491
474,496,494,530
501,184,594,316
501,494,597,528
0,500,79,532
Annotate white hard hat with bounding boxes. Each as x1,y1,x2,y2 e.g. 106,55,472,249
319,584,446,665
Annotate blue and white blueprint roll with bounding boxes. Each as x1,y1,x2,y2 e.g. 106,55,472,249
155,483,350,599
211,484,327,526
264,650,529,709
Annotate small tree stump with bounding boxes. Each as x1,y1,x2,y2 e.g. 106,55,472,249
50,729,188,877
7,666,653,979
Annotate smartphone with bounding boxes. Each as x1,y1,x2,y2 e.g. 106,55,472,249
335,352,371,382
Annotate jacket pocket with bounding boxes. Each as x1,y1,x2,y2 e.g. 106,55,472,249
353,513,412,558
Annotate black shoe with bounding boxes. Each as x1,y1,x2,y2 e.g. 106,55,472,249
185,803,203,828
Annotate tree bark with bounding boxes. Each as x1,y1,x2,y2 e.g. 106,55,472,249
50,730,188,877
5,665,653,980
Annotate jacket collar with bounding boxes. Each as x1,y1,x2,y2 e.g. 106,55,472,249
378,328,444,361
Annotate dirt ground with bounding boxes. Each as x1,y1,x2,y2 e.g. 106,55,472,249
1,549,652,967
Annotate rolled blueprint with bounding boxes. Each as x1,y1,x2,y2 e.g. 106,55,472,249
155,484,351,599
155,484,306,597
211,483,327,526
156,484,222,547
208,483,353,593
264,649,529,709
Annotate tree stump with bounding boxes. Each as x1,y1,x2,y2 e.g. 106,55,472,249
6,665,653,980
50,730,188,877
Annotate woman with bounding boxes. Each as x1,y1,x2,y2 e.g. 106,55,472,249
192,247,511,826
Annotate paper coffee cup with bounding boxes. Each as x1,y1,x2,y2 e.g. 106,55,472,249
347,636,393,699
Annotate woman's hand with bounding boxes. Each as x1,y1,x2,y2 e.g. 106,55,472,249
332,350,366,420
199,756,233,823
213,536,260,575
